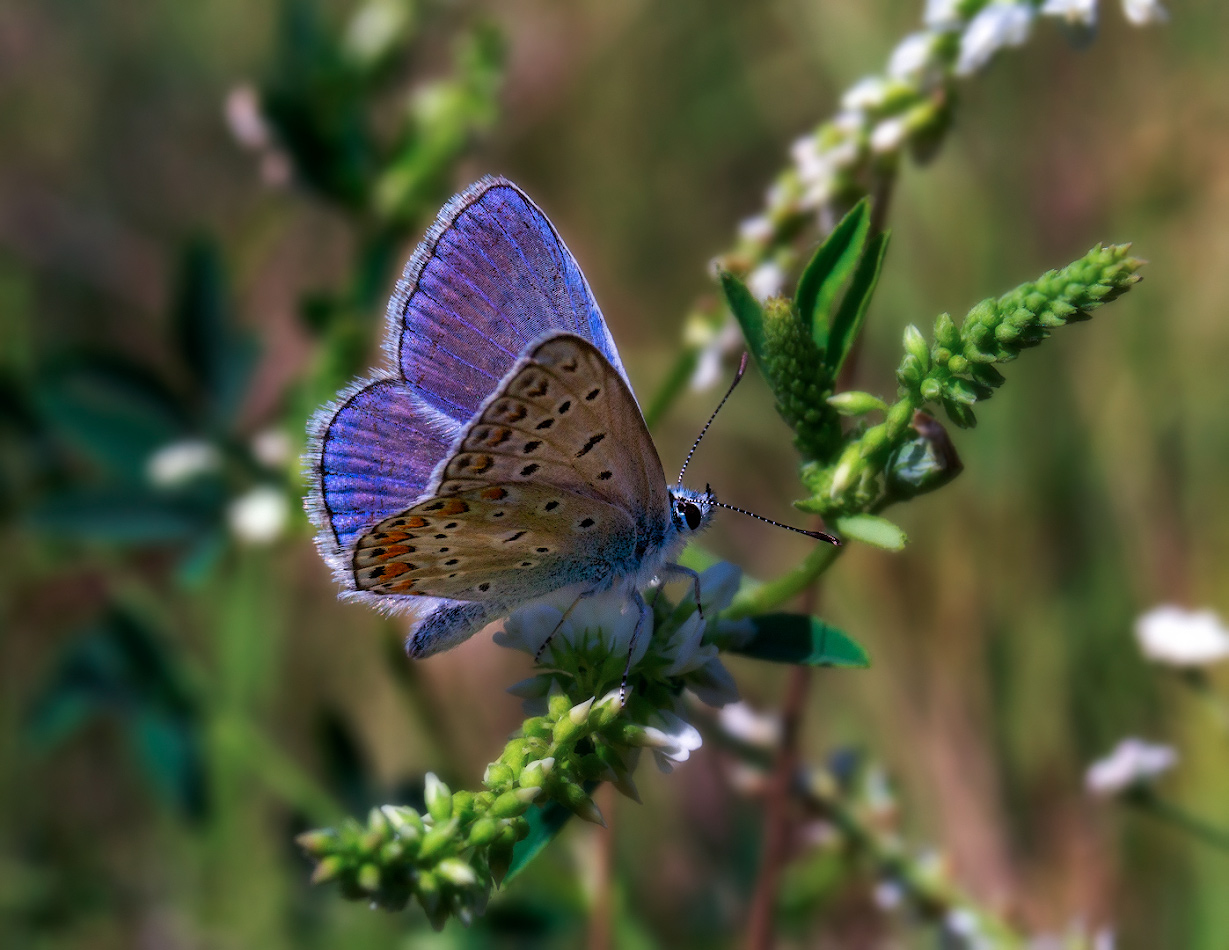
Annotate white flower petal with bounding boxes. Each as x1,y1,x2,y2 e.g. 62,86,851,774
718,702,781,747
686,656,741,707
956,4,1035,77
1122,0,1168,25
226,485,289,545
147,439,221,488
1135,605,1229,667
870,117,908,154
841,76,890,111
250,428,293,469
738,215,774,244
698,562,742,613
1085,738,1177,797
746,262,785,302
924,0,964,29
224,85,270,150
887,32,939,81
1041,0,1097,26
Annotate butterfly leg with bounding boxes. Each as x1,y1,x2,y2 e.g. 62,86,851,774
660,564,704,620
533,588,598,665
620,589,652,706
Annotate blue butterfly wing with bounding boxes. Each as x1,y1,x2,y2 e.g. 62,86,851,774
307,177,633,615
386,176,630,421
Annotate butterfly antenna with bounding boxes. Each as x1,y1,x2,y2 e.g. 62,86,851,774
712,497,841,546
676,352,749,489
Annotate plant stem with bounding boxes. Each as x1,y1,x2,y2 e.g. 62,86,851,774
744,582,819,950
1131,792,1229,853
725,543,841,620
588,783,617,950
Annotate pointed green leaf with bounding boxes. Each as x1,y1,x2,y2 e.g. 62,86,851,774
826,231,889,376
833,513,908,551
795,199,870,345
730,613,869,668
719,271,766,362
504,799,575,883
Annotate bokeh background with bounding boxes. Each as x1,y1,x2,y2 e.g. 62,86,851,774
3,0,1228,947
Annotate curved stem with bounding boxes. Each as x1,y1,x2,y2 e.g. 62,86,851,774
725,543,842,620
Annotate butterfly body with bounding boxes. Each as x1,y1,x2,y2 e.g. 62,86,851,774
306,178,714,656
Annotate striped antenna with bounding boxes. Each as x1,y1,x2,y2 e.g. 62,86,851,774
676,351,749,489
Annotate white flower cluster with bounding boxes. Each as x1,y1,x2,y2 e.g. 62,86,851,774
1085,737,1177,797
1134,604,1229,667
496,563,747,770
223,84,292,188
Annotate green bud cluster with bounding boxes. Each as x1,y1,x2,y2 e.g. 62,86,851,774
801,244,1143,519
760,299,841,460
296,581,731,926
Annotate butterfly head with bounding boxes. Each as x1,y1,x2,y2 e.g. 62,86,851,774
669,483,717,535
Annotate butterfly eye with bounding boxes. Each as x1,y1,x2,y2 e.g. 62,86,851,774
683,502,702,531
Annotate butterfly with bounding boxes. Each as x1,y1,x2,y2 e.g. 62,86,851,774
306,177,834,662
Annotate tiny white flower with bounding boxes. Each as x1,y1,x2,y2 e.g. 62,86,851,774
224,85,270,151
831,109,865,137
147,439,221,488
685,654,740,707
250,428,293,469
956,3,1035,77
1135,604,1229,667
746,262,785,302
1041,0,1097,27
887,31,940,81
945,907,982,939
226,485,290,545
738,214,774,245
873,878,905,911
841,76,891,112
344,0,411,64
1085,738,1177,797
647,708,703,771
924,0,964,29
870,116,908,154
1121,0,1167,25
717,701,781,747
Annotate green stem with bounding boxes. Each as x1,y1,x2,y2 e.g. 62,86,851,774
1130,791,1229,853
724,543,842,620
240,722,346,826
644,346,701,429
1179,670,1229,736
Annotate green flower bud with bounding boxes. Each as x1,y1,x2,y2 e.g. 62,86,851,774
826,391,888,416
424,773,453,823
946,354,968,375
568,697,595,724
902,324,930,370
896,353,923,387
490,789,532,819
310,854,346,885
379,840,405,864
919,377,942,402
417,817,460,863
436,858,478,889
295,829,336,857
367,807,389,837
416,870,442,916
467,817,502,848
558,782,605,826
934,312,959,350
551,711,587,747
500,739,530,772
547,692,571,719
483,762,515,789
357,863,381,894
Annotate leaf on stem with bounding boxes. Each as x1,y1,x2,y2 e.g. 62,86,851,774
730,613,869,668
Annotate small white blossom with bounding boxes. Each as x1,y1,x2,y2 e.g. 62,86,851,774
226,485,290,545
717,701,781,748
746,262,785,302
888,31,941,83
738,214,774,245
224,85,270,151
1121,0,1167,25
924,0,964,29
841,76,891,112
250,428,293,469
956,3,1035,76
147,439,221,488
870,117,908,154
873,878,905,911
1041,0,1097,27
1085,738,1177,797
1135,605,1229,667
645,708,703,771
344,0,411,65
689,317,744,392
945,908,987,945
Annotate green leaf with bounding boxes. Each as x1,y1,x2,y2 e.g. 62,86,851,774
719,272,765,362
833,513,908,551
730,613,869,668
826,231,889,376
37,358,186,478
504,799,575,883
643,347,699,430
794,199,870,345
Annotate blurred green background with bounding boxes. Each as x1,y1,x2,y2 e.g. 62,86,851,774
2,0,1228,946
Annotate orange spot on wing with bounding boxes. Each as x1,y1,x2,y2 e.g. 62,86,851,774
480,486,508,501
404,516,428,529
381,544,412,557
440,498,470,516
380,562,411,578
